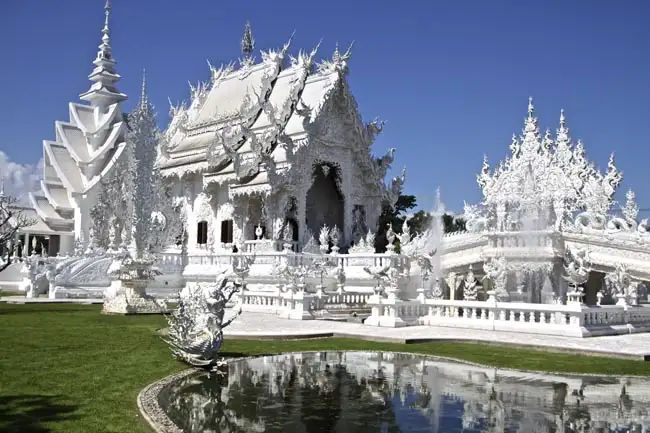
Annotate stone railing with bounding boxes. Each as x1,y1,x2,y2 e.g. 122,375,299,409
365,297,428,327
324,291,372,306
242,240,300,253
240,287,373,320
155,250,186,274
417,299,650,337
581,305,650,331
182,250,395,282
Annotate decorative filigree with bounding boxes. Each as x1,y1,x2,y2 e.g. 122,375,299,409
463,265,478,300
316,42,353,75
482,257,508,301
604,263,640,306
163,270,243,368
475,98,623,231
384,168,406,210
563,247,591,303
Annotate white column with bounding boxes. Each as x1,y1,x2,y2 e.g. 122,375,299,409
12,232,19,259
24,233,30,256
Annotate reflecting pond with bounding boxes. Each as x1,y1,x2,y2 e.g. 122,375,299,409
157,351,650,432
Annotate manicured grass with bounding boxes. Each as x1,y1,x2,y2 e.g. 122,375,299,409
0,303,649,433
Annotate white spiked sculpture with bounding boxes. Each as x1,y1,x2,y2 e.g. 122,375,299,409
102,66,166,314
164,270,244,368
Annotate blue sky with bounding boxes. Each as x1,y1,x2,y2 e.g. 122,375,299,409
1,0,648,213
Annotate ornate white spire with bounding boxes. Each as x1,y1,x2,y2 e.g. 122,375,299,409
140,68,148,108
79,0,127,106
239,21,255,68
520,97,540,154
317,42,353,75
554,109,573,167
241,21,255,56
622,189,639,224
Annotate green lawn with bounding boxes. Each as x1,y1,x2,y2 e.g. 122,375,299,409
1,303,649,433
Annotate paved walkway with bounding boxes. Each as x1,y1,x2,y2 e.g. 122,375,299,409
3,299,648,360
225,312,650,360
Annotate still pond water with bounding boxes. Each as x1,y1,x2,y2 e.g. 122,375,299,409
158,351,650,432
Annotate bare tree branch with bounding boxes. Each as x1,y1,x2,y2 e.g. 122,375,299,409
0,194,36,272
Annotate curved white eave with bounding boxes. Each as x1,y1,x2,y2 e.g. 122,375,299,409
40,179,73,211
56,120,126,165
54,121,85,163
82,142,128,194
29,193,70,226
69,102,120,135
43,141,79,194
85,121,126,163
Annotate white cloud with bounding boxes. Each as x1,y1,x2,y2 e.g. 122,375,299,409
0,150,43,206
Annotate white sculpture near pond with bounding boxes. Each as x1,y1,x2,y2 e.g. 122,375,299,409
164,269,243,368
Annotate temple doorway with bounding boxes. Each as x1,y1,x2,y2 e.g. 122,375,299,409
305,163,344,241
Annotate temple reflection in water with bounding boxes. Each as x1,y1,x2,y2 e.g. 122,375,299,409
159,351,650,432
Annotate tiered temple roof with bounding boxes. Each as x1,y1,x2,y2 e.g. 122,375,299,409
158,26,387,197
29,0,128,232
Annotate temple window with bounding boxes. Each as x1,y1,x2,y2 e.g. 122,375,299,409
221,219,234,244
196,221,208,245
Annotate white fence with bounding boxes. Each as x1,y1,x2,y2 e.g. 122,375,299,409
417,299,650,337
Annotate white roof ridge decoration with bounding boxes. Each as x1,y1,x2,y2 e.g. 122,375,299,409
162,33,295,156
158,36,395,209
218,42,321,183
477,97,623,216
29,0,128,234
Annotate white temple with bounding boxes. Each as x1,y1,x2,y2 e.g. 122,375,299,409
25,0,128,256
19,4,402,259
157,28,401,252
439,97,650,306
9,2,650,337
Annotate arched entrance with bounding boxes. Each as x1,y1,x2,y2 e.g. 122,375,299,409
306,163,345,241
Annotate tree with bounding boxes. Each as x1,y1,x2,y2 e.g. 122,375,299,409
442,213,466,234
373,195,467,252
374,194,431,253
0,193,34,272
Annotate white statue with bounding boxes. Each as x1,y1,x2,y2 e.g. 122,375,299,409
164,270,243,368
482,257,509,301
605,263,640,307
563,248,590,304
463,265,478,301
363,262,394,296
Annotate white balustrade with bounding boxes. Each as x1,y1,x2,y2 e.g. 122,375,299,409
155,250,186,274
240,287,372,320
419,299,650,337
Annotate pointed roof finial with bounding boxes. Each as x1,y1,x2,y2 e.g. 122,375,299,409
332,42,341,64
102,0,111,48
140,68,147,108
241,21,255,56
79,0,126,105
